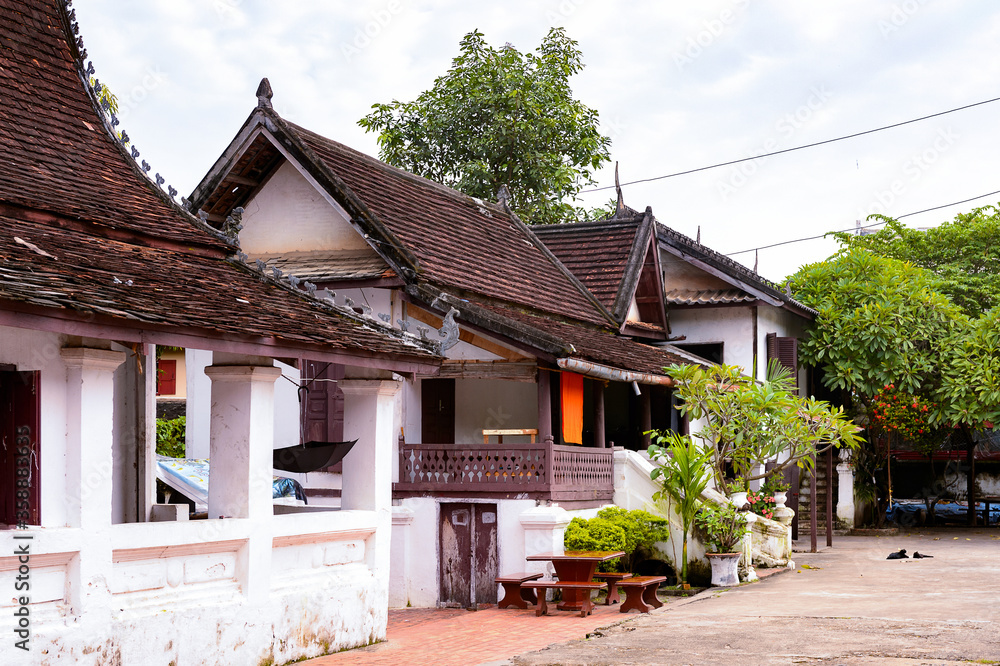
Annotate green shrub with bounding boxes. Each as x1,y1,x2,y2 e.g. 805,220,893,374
563,508,668,572
156,416,186,458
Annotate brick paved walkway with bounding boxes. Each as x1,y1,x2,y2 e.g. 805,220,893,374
303,568,788,666
302,603,647,666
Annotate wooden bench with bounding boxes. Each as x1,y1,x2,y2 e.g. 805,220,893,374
618,575,666,614
496,572,544,609
593,572,633,605
521,580,606,617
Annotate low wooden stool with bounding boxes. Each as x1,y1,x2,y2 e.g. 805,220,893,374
496,572,544,609
618,575,666,613
521,581,606,617
593,572,632,605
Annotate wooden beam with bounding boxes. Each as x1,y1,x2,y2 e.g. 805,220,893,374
432,360,537,382
407,304,531,361
226,174,260,187
594,380,606,448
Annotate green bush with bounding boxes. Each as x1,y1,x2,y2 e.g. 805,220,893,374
563,508,668,572
156,416,186,458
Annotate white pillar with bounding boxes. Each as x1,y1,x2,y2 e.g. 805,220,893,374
519,505,571,579
204,358,281,604
61,346,126,617
389,505,414,608
341,379,402,588
837,459,856,529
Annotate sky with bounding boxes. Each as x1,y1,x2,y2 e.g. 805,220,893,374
73,0,1000,282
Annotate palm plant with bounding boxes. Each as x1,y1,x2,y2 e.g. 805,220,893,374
649,433,712,586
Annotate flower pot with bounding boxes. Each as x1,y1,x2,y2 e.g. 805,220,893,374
774,491,788,509
729,491,748,508
706,552,741,587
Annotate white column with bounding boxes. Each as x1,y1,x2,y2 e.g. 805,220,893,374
837,458,856,529
519,505,571,579
341,379,402,586
61,346,126,617
204,359,281,604
389,505,414,608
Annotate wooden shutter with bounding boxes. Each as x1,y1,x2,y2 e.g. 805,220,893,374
766,333,799,390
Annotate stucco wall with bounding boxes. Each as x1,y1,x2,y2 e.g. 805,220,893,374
239,159,372,255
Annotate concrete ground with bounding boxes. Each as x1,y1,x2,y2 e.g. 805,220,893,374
505,528,1000,666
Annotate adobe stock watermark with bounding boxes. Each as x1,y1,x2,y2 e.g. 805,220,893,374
112,66,169,123
717,85,833,202
858,126,958,218
341,1,406,63
878,0,928,39
542,0,588,23
674,0,751,71
213,0,243,22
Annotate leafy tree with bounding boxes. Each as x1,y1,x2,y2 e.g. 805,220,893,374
832,205,1000,316
663,361,862,495
786,249,964,399
359,28,611,225
156,416,186,458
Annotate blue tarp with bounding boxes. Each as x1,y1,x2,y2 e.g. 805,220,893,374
886,498,1000,525
156,455,307,511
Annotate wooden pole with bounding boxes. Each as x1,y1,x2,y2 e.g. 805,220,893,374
826,447,834,547
594,380,606,448
810,456,818,553
967,437,976,526
639,388,652,450
537,366,552,444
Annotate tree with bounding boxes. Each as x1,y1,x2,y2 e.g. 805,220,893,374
832,205,1000,316
660,362,862,495
358,28,611,225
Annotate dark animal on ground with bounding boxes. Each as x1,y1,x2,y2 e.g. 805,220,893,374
886,549,908,560
912,551,934,559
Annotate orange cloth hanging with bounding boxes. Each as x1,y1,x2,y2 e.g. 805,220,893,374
561,372,584,445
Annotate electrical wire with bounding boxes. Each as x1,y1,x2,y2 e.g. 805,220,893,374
724,188,1000,257
582,95,1000,194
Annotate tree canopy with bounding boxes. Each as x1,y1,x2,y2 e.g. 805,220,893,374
831,204,1000,316
358,28,611,225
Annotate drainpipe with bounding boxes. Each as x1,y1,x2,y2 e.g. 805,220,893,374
555,358,673,386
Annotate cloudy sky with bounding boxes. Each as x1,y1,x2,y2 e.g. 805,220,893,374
74,1,1000,281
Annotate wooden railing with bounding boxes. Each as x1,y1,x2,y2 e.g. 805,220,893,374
395,442,614,503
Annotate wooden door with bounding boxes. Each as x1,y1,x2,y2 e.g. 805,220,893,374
1,371,41,527
421,378,455,444
156,359,176,396
439,503,498,608
300,361,345,471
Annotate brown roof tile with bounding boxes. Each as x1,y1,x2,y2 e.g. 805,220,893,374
665,288,756,306
286,122,613,327
531,219,641,311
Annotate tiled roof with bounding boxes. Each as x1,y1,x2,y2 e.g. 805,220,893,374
531,218,642,312
0,0,228,250
665,288,756,306
0,214,436,359
474,302,706,375
656,222,816,317
253,250,393,283
0,0,438,365
284,121,613,327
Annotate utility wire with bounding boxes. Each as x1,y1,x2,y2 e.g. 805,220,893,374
583,95,1000,194
725,188,1000,257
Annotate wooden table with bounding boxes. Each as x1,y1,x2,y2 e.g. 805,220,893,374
526,550,625,611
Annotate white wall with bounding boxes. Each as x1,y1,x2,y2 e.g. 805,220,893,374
757,304,809,393
669,307,755,374
239,160,372,255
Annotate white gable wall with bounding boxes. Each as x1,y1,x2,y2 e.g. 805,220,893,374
240,160,372,255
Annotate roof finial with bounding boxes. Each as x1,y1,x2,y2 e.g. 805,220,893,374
256,77,273,109
497,184,511,209
754,249,759,274
614,161,626,219
696,225,701,244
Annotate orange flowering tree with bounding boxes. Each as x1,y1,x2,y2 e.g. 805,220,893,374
869,384,943,456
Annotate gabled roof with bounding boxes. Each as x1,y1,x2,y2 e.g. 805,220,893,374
656,224,816,318
0,0,439,371
532,209,669,334
188,102,615,329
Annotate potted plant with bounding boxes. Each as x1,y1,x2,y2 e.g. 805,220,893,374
649,432,712,589
696,501,749,586
726,477,749,509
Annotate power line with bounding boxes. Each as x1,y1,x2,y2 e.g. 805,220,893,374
583,95,1000,194
725,188,1000,257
